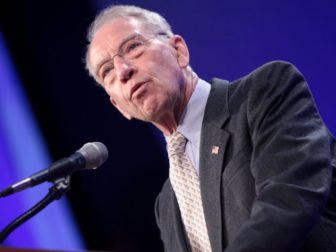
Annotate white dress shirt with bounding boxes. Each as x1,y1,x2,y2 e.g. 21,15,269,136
166,78,211,175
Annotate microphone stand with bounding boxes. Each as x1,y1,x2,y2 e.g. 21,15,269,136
0,176,71,243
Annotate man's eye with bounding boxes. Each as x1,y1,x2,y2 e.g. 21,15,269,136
125,41,143,54
101,66,114,79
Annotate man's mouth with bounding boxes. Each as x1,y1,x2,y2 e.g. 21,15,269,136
130,81,148,100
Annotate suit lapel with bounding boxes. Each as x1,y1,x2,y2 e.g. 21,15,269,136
200,78,231,252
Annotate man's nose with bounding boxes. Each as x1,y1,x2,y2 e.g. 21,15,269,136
114,56,135,82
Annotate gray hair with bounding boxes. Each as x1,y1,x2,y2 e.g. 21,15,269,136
85,5,174,80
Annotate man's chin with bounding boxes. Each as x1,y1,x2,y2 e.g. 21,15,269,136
137,108,162,123
133,98,168,122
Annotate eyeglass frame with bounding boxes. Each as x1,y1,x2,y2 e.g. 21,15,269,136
95,31,169,85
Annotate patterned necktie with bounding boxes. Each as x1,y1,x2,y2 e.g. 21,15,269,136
167,131,212,252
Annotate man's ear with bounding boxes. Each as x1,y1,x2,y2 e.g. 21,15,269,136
110,98,133,120
169,35,190,68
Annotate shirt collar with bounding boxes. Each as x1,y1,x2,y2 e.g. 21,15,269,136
176,78,211,143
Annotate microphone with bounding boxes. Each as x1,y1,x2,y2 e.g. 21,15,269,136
0,142,108,197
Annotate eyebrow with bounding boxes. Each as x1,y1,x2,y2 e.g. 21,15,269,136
94,33,140,79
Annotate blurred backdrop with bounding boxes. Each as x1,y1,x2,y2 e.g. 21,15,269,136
0,0,335,251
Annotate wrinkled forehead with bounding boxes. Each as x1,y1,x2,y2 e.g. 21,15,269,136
95,16,149,40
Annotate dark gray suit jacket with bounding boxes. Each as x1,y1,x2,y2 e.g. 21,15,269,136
155,61,336,252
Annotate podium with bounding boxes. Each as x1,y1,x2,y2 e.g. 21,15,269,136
0,247,78,252
0,247,107,252
0,247,111,252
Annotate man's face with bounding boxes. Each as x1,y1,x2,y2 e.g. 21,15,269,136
88,17,189,123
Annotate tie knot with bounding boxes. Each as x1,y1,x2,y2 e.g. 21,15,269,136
167,131,187,156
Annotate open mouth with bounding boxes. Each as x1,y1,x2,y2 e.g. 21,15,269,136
130,81,148,100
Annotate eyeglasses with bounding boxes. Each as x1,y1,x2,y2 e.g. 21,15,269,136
97,32,167,83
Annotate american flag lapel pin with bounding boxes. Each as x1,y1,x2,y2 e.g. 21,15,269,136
211,145,220,155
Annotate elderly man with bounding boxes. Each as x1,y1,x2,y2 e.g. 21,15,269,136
85,5,336,252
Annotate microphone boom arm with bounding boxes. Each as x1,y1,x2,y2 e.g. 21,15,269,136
0,175,71,243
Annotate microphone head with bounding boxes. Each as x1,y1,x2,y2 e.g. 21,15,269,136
78,142,109,169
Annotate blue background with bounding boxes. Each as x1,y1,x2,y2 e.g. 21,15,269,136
0,0,335,251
